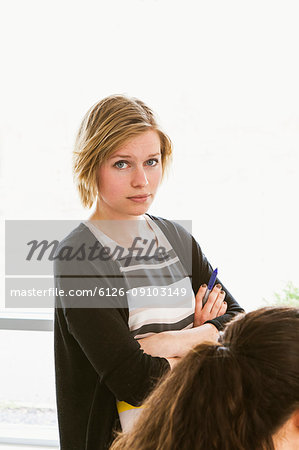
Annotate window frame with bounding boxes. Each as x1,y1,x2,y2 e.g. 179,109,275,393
0,311,58,447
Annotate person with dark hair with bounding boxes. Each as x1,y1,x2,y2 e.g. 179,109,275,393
110,307,299,450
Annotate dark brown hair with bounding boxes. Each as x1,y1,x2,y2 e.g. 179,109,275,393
110,307,299,450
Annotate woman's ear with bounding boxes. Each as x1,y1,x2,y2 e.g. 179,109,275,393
293,409,299,429
273,409,299,448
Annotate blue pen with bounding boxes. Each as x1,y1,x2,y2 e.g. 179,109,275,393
202,268,218,306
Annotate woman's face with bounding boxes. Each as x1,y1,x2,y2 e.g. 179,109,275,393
96,130,163,220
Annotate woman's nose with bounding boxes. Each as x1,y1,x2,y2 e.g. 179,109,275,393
131,166,149,187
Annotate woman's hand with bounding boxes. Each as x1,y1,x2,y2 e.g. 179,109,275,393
193,283,227,327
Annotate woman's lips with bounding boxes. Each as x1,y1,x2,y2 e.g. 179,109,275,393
127,194,151,203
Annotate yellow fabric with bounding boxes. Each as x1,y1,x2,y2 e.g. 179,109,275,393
116,401,144,414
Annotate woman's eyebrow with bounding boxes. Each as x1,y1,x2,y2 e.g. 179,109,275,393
109,152,161,160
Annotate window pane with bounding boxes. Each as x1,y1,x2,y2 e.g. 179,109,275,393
0,329,58,444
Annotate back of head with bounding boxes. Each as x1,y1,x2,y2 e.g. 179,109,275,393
209,307,299,449
110,307,299,450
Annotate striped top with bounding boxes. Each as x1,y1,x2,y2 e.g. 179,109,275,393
84,214,195,432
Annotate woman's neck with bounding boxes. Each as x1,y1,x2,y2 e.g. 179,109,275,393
87,208,157,248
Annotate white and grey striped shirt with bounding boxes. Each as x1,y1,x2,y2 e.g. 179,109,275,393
84,214,195,431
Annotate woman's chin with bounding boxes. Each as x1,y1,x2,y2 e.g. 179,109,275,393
129,207,149,217
128,200,152,213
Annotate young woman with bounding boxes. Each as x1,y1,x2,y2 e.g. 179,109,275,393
110,307,299,450
54,94,244,450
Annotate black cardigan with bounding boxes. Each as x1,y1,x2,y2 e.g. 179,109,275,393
54,214,244,449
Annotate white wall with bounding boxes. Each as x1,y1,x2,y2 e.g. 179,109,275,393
1,0,298,314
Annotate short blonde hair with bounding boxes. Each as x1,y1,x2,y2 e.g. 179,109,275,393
73,94,173,208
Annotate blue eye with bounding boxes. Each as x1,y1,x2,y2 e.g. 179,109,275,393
146,158,159,166
113,158,159,170
113,160,128,169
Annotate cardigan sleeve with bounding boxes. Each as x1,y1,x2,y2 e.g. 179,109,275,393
146,214,245,331
191,235,245,330
67,307,170,405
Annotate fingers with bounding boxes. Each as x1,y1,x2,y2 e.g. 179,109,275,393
193,284,208,327
196,284,207,299
217,299,227,316
211,288,226,315
194,283,227,327
204,283,223,312
195,283,207,310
